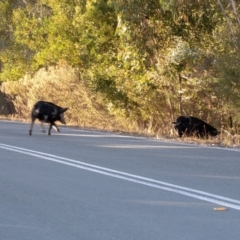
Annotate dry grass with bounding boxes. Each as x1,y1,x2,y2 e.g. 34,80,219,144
219,130,240,148
0,66,141,133
167,129,240,150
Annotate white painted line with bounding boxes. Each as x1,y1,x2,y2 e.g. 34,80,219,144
1,143,240,210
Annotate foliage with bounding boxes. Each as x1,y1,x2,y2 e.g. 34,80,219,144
1,0,240,137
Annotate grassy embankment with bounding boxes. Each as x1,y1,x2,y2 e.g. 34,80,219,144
1,66,239,148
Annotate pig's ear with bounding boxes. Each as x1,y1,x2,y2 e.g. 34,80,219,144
61,108,68,113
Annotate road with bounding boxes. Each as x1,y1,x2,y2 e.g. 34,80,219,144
0,120,240,240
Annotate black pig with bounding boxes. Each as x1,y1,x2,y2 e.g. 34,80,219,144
172,116,219,138
29,101,68,136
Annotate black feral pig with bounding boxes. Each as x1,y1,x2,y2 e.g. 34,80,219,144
29,101,68,136
172,116,219,138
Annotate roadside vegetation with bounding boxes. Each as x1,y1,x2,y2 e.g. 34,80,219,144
0,0,240,147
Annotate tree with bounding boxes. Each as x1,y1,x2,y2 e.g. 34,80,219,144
1,0,240,134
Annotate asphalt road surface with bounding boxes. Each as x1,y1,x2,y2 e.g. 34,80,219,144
1,120,240,240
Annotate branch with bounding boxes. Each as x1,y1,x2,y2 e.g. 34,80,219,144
229,0,240,28
217,0,238,45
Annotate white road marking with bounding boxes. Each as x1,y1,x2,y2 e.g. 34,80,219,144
1,142,240,210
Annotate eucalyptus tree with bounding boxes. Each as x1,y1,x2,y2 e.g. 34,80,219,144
212,0,240,127
105,0,224,131
0,0,20,81
2,0,239,133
